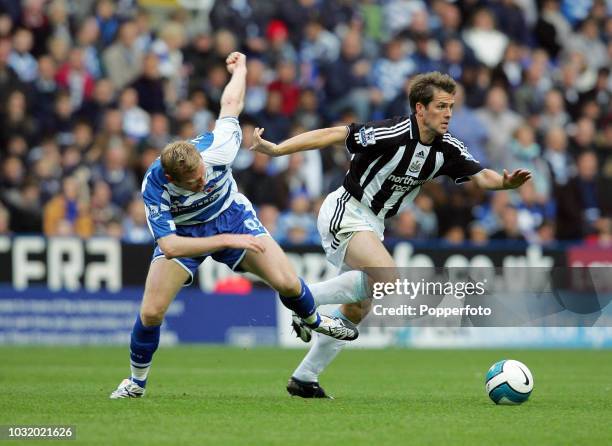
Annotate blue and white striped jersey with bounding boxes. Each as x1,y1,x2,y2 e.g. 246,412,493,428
142,117,243,240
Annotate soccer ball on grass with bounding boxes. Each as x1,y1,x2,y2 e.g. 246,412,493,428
485,359,533,405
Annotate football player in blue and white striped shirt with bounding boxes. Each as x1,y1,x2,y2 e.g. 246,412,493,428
110,52,358,399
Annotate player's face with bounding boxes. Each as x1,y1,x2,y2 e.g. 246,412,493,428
174,162,206,192
420,89,455,136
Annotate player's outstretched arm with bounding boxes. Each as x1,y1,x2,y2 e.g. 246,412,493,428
249,126,348,157
472,168,532,190
218,52,247,119
157,233,265,259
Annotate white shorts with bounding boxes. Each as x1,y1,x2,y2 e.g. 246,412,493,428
317,186,385,270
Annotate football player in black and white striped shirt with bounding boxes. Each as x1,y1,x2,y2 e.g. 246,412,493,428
250,72,531,398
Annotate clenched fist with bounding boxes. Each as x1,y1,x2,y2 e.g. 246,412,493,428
226,52,246,74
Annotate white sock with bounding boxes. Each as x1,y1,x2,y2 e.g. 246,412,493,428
292,332,347,382
130,364,150,384
309,271,369,306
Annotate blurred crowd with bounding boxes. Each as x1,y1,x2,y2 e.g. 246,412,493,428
0,0,610,247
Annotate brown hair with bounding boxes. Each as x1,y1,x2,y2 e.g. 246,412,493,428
160,141,201,180
408,72,457,111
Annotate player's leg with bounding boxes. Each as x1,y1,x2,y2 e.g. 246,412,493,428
339,230,397,321
238,235,359,340
289,231,396,397
110,258,189,399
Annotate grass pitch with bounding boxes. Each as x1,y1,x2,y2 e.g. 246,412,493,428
1,347,611,445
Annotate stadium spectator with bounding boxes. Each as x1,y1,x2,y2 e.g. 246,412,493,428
242,57,268,115
43,175,93,237
413,194,438,239
55,47,95,109
442,225,466,245
276,192,319,246
48,0,72,46
150,21,185,98
191,89,214,135
468,221,489,245
8,27,37,82
122,196,153,243
144,113,172,151
91,142,137,208
439,37,471,82
473,190,511,235
1,89,35,147
543,126,574,186
299,18,341,70
75,17,102,79
537,89,571,135
568,117,597,156
95,0,120,48
78,78,116,131
555,151,612,239
102,20,144,90
564,17,608,70
268,60,301,117
257,203,280,238
130,53,166,115
490,205,526,242
371,38,415,104
263,19,297,67
90,180,122,236
516,181,556,243
535,0,572,59
321,30,371,122
463,7,509,68
476,86,522,168
254,89,291,143
294,88,323,131
234,152,281,209
390,209,417,240
119,87,150,141
447,84,489,166
505,124,552,201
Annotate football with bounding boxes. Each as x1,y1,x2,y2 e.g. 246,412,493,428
485,360,534,405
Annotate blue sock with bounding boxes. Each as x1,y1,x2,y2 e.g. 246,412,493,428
279,278,320,327
129,315,160,387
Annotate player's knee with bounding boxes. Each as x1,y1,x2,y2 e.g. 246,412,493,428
140,302,167,326
272,272,301,296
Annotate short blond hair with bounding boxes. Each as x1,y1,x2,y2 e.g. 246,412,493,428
160,141,201,180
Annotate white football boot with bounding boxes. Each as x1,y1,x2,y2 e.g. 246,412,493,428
109,378,146,399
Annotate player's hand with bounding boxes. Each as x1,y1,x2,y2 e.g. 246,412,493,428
226,51,246,74
224,234,265,254
502,168,532,189
249,127,280,156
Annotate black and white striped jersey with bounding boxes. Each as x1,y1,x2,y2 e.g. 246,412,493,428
342,114,483,218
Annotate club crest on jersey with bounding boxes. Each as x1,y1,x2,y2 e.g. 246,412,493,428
407,144,430,177
358,127,376,146
409,160,423,173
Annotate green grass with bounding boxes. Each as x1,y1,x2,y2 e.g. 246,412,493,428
1,347,611,445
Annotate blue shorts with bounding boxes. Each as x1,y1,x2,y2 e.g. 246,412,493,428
152,200,268,286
